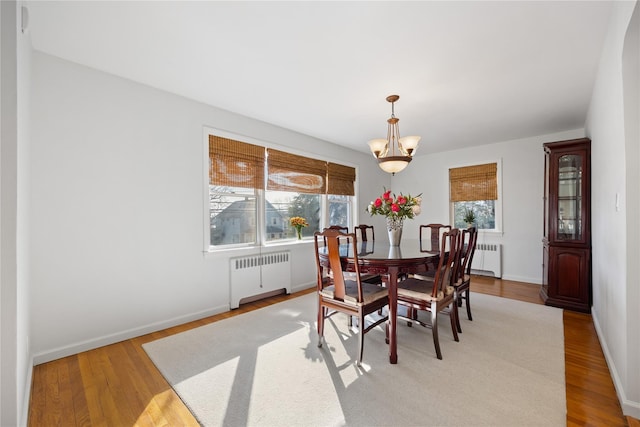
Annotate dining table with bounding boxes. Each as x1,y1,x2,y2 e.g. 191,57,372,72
319,238,439,364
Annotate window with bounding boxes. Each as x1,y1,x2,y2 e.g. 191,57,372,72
265,148,326,242
449,162,500,231
207,133,355,248
209,186,258,246
208,136,264,246
328,194,351,228
265,191,321,241
326,162,355,228
452,200,495,229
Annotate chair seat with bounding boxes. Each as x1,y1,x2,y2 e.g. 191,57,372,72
452,275,469,292
398,277,454,301
412,272,435,280
320,280,388,305
342,271,382,285
361,273,384,284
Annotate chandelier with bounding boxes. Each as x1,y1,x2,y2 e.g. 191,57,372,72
367,95,420,175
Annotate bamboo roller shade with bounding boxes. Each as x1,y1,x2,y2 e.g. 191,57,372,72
327,162,356,196
267,149,327,193
450,162,498,202
208,135,356,195
209,135,265,189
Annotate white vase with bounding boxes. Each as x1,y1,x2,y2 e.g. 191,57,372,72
386,217,403,246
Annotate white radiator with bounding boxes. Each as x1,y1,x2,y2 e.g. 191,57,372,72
229,251,292,309
470,243,502,278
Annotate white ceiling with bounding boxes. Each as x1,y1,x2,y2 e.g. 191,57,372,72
25,1,614,155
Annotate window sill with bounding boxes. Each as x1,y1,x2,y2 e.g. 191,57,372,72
204,239,313,255
477,229,503,236
264,239,314,247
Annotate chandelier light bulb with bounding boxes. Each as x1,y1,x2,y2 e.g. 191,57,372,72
368,139,389,158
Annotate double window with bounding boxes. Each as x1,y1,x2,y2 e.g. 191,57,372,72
208,134,355,248
449,162,500,231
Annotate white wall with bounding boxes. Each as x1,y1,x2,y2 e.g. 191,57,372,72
0,4,19,425
622,1,640,414
16,2,31,424
29,51,389,363
1,1,32,425
586,0,639,418
391,128,584,284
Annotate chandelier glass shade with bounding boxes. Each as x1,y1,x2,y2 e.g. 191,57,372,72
368,95,420,175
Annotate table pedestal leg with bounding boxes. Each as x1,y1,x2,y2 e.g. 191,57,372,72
388,267,398,364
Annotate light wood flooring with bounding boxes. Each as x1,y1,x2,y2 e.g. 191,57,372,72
28,276,636,426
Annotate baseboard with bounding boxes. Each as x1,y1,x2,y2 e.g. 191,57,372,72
32,303,229,365
499,273,542,285
470,269,500,278
592,310,640,419
291,281,315,294
20,355,34,427
33,282,318,365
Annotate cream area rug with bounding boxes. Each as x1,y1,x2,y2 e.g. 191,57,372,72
143,292,565,427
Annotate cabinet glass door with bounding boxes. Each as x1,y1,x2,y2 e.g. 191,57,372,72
557,154,582,240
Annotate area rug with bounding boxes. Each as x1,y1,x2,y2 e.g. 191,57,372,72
143,292,565,426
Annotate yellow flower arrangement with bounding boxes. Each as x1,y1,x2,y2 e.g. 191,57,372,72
289,216,309,240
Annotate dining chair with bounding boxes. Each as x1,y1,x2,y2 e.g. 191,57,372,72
452,226,478,333
414,224,452,281
324,226,380,284
354,224,375,242
353,224,383,283
313,228,389,366
419,223,452,252
395,228,461,360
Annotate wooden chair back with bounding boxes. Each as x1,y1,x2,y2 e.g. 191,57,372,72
322,225,350,247
460,226,478,279
314,228,363,302
420,223,452,252
354,224,375,242
448,227,469,286
430,228,461,298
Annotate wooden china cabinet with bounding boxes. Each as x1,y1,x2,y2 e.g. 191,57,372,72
541,138,591,313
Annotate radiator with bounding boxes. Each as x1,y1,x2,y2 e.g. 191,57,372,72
470,243,502,278
229,251,292,308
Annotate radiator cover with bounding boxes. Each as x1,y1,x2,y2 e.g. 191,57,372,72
470,243,502,278
229,251,292,308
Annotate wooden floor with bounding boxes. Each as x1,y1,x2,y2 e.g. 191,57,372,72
28,276,635,426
